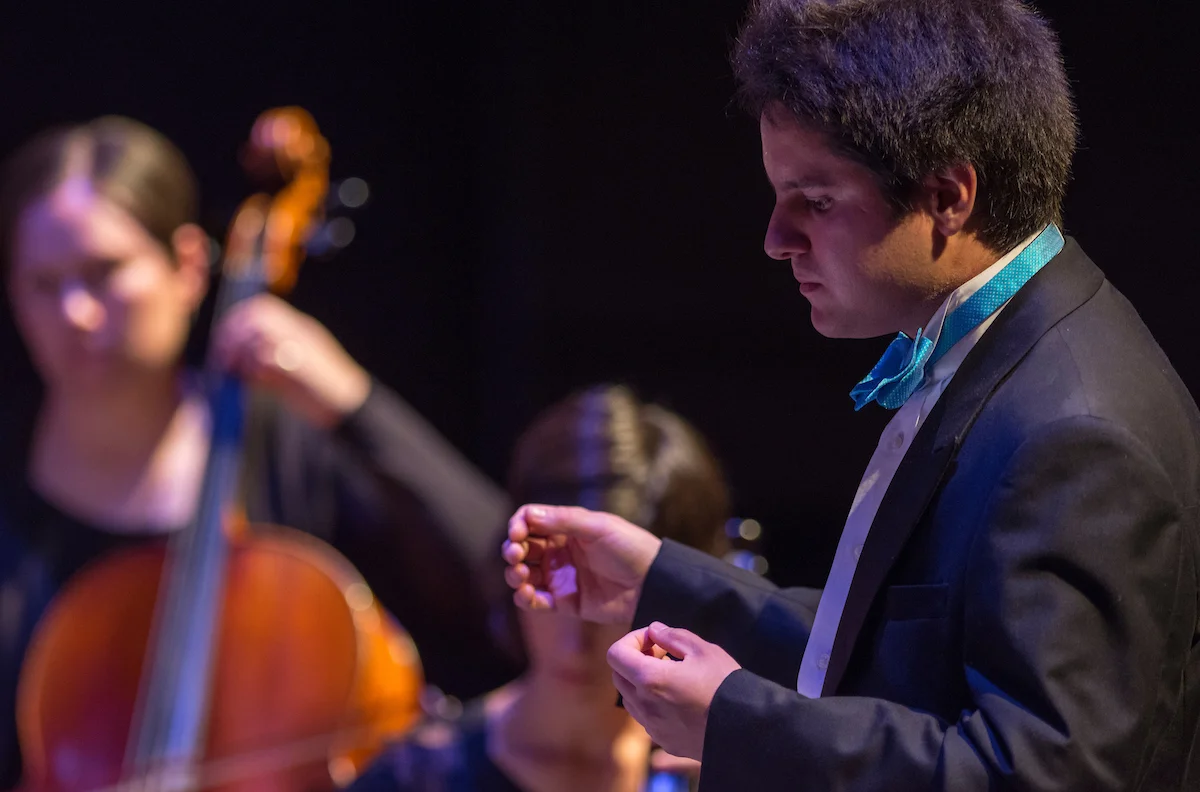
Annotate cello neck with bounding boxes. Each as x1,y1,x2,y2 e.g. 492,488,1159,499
123,203,272,786
120,107,331,787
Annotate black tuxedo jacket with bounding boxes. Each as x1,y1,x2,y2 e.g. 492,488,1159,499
635,240,1200,790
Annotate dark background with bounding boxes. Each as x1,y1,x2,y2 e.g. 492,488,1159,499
0,2,1196,588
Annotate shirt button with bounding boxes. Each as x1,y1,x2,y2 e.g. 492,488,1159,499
853,544,864,559
818,654,830,671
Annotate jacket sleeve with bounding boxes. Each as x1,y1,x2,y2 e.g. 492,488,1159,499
278,380,523,698
633,539,822,687
696,416,1197,791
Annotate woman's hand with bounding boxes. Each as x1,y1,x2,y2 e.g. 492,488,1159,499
211,294,371,428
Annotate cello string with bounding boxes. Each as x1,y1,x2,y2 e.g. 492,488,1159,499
127,205,269,774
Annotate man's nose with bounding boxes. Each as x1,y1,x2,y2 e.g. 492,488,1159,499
764,204,811,261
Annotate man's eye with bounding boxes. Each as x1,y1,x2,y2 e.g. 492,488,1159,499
807,197,833,213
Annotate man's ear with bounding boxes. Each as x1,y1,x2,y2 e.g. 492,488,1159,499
920,162,978,238
170,222,211,311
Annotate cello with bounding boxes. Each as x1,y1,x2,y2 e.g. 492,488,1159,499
15,108,423,791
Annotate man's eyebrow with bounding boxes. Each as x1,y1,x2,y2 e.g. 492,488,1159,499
781,175,834,190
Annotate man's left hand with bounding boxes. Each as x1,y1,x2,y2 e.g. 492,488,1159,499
607,622,741,761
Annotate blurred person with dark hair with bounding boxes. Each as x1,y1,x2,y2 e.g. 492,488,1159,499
0,116,520,789
350,384,730,792
504,1,1200,789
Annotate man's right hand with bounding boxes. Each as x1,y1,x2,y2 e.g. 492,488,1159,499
502,504,663,626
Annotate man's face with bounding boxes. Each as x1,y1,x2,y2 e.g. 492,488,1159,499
760,109,944,339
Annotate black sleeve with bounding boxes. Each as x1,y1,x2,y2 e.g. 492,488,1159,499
331,380,512,577
251,380,523,699
697,416,1197,791
633,539,821,686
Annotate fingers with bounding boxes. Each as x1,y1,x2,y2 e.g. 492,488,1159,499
612,670,641,719
501,539,525,565
607,628,660,682
211,295,289,377
512,582,556,611
612,669,637,701
646,622,702,660
211,294,316,376
644,642,670,661
504,502,629,615
502,506,563,597
537,504,626,538
610,636,667,731
501,541,550,589
507,503,615,543
607,623,698,686
503,563,528,591
506,506,532,544
506,504,571,542
649,750,702,776
503,503,620,581
209,295,369,427
503,561,552,591
503,537,548,567
505,501,631,558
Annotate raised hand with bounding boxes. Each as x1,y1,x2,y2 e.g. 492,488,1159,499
502,504,663,627
210,293,371,428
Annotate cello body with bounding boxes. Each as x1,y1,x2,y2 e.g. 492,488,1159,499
16,526,422,792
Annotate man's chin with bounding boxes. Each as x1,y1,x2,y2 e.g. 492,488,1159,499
808,310,854,339
809,310,894,341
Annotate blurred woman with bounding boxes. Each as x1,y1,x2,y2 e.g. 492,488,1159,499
0,116,518,789
349,384,731,792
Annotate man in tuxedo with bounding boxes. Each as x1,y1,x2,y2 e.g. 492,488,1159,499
502,0,1200,789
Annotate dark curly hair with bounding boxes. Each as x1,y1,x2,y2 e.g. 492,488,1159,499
733,0,1078,252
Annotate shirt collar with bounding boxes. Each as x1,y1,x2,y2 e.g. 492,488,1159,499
919,225,1049,386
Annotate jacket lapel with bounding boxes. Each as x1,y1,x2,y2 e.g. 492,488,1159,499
821,238,1106,695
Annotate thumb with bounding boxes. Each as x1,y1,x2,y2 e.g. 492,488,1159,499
522,504,615,540
646,622,702,659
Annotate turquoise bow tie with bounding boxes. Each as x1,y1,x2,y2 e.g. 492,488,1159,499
850,224,1065,411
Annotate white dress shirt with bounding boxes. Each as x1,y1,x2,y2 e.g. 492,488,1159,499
796,227,1046,698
